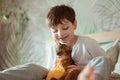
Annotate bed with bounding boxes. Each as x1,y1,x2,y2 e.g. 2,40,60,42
0,30,120,80
85,30,120,80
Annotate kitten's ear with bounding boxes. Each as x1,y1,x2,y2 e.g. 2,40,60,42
65,46,72,54
59,43,63,48
55,40,60,52
55,39,59,46
55,40,62,49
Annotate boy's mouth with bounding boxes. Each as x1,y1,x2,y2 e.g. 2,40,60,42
59,35,69,41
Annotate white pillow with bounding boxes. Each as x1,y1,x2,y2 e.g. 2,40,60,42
100,40,119,65
114,45,120,74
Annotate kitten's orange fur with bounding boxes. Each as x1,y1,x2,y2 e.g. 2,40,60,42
46,43,81,80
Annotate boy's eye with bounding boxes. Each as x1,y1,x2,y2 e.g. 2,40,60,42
63,27,68,30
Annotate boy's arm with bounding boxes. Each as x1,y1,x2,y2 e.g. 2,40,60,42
78,66,97,80
88,56,112,80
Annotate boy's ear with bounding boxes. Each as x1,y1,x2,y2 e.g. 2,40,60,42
73,20,77,29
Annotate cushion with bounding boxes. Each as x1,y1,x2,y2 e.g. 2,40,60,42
114,45,120,74
100,40,119,66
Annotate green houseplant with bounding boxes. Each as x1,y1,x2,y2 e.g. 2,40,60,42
0,0,29,70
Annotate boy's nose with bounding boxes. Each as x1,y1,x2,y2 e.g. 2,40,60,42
58,30,64,37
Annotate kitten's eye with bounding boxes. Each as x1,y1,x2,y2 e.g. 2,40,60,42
57,56,62,59
53,30,57,33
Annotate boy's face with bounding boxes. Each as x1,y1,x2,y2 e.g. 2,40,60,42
50,19,77,45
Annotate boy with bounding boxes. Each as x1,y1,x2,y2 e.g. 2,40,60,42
46,4,111,80
0,4,111,80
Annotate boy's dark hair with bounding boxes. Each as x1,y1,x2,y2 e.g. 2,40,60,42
46,5,76,28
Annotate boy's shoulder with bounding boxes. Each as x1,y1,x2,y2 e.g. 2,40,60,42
78,35,97,44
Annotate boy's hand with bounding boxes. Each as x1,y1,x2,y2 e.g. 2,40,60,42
67,63,84,73
78,66,97,80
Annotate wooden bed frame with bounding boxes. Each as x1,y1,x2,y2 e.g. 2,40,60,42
85,30,120,43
